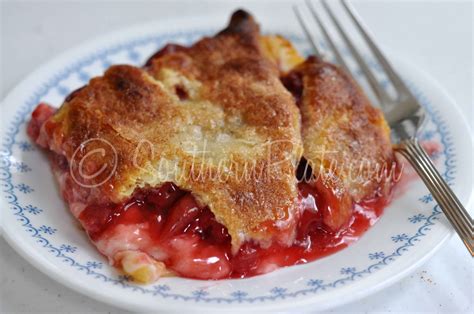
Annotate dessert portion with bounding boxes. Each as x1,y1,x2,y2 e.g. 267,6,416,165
27,10,396,283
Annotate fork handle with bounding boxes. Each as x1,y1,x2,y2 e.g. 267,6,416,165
396,138,474,256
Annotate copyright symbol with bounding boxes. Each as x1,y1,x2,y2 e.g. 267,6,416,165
70,138,118,188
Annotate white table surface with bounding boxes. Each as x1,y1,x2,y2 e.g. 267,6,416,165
1,0,473,313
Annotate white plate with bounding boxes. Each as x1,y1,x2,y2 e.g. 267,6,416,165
1,12,473,312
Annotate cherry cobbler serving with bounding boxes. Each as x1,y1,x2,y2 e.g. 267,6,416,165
28,10,398,283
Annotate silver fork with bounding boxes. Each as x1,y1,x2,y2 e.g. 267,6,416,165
294,0,473,255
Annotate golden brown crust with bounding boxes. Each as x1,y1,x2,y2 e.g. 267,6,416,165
40,10,303,249
288,57,394,204
259,35,305,73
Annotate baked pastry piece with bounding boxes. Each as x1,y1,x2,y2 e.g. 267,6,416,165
28,10,396,283
281,57,395,231
28,10,302,281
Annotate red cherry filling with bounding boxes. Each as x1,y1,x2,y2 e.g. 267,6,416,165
27,103,56,147
77,180,390,280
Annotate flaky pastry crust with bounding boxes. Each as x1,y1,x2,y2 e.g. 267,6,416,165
37,10,303,249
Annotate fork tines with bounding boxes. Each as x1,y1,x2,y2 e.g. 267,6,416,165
294,0,414,110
